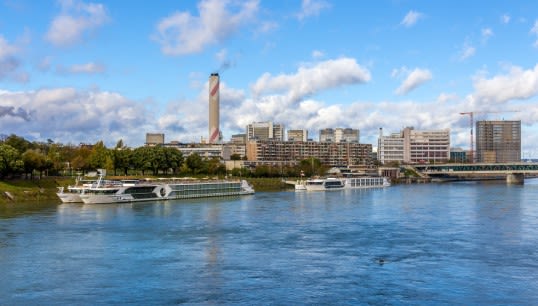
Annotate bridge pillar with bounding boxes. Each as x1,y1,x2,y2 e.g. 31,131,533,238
506,173,524,185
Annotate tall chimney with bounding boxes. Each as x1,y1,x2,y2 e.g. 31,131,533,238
208,73,220,143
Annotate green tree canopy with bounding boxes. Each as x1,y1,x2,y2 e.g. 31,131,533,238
0,144,23,178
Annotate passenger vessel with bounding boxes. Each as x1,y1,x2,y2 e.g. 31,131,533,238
300,176,390,191
56,173,128,203
78,179,255,204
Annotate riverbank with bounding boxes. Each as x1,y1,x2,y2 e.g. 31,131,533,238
0,178,67,204
0,177,294,204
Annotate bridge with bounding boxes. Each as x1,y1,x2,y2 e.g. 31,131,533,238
411,163,538,184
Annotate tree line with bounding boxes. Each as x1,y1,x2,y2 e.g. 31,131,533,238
0,134,326,179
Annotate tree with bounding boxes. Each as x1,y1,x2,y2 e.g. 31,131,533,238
70,146,92,175
3,134,31,154
132,146,153,175
230,153,242,161
186,153,204,175
0,144,23,178
112,140,132,176
207,157,225,176
299,157,322,177
22,149,46,179
163,147,183,175
88,141,109,170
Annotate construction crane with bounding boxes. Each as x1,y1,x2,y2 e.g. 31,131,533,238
459,110,520,163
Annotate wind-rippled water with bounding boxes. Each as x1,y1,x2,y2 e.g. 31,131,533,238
2,181,538,305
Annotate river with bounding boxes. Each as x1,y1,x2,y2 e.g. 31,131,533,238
1,181,538,305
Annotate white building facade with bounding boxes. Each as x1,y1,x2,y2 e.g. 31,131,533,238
378,127,450,164
246,122,285,141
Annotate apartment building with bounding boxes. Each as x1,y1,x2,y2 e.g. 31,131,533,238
246,140,372,167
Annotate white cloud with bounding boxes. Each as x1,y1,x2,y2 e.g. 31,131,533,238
215,48,235,71
45,0,109,47
312,50,325,59
481,28,493,43
57,62,106,74
501,14,511,24
0,88,152,146
473,64,538,104
251,57,371,103
531,20,538,48
401,10,423,27
0,35,28,82
394,68,433,95
257,21,278,33
297,0,331,20
458,42,476,61
0,35,18,59
154,0,259,56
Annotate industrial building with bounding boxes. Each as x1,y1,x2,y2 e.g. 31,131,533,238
246,121,285,141
246,140,372,167
476,120,521,163
378,127,450,164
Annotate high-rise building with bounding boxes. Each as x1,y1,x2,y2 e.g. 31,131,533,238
476,120,521,163
208,73,220,144
377,129,404,164
287,129,308,142
377,127,450,164
246,121,284,141
230,134,246,144
319,128,359,142
145,133,164,146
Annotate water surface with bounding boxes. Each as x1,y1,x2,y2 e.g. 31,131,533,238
1,181,538,305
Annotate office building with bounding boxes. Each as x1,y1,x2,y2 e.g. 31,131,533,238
319,128,359,143
287,129,308,142
230,134,246,144
377,129,404,164
476,120,521,163
246,121,284,141
450,148,467,163
145,133,164,146
377,127,450,164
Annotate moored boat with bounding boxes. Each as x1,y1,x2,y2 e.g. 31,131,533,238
79,179,255,204
304,176,390,191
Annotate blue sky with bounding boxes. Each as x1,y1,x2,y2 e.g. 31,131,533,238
1,0,538,156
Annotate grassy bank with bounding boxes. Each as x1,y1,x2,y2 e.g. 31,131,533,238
0,177,69,204
245,177,294,192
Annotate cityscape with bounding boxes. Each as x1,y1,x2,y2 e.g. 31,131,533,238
2,1,538,305
145,73,523,172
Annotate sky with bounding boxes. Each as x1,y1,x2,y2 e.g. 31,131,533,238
1,0,538,157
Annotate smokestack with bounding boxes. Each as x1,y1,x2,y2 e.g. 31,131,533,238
208,73,220,143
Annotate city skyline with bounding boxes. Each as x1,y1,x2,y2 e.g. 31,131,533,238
1,1,538,156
